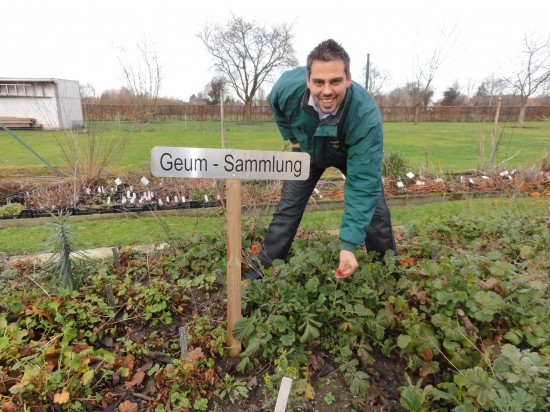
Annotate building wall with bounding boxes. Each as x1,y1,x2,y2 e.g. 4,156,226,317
0,79,84,130
55,80,84,129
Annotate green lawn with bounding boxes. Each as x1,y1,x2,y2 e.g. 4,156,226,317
1,195,546,255
1,120,549,176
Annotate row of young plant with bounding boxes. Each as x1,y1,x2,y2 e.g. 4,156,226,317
0,211,548,410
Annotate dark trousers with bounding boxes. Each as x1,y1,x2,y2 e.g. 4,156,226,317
249,161,396,277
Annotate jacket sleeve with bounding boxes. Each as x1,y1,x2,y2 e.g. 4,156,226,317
339,106,383,250
267,86,296,142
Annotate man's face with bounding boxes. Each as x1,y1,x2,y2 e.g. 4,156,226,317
306,59,352,114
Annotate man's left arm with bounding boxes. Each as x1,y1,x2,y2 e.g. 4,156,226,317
338,111,384,270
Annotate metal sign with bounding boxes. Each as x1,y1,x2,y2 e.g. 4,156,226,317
151,147,310,180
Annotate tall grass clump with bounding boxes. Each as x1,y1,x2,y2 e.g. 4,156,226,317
53,121,128,187
383,152,412,179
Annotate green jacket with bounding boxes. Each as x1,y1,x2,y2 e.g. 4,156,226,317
267,66,383,251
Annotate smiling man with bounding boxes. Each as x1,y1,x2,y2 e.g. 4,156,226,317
248,39,396,280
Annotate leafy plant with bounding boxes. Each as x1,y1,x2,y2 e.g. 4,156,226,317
216,374,249,404
0,202,24,217
43,210,89,292
324,391,336,405
400,375,434,412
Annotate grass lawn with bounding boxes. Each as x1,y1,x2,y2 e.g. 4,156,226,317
1,195,546,256
1,120,549,176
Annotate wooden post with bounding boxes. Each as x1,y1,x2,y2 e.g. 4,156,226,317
477,134,484,172
221,90,242,356
179,326,189,357
226,178,242,356
487,97,502,171
220,90,226,149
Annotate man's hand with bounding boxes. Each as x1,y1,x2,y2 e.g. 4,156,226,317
335,250,358,278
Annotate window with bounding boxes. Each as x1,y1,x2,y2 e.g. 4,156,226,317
0,82,50,97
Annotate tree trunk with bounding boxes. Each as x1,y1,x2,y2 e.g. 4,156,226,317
414,104,421,125
244,101,252,124
517,103,527,128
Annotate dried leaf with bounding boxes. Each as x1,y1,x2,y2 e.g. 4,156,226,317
203,367,218,386
421,347,433,361
124,370,146,390
308,354,325,371
247,375,258,388
115,353,135,371
118,400,138,412
182,347,204,363
53,387,70,404
483,278,500,289
1,399,19,412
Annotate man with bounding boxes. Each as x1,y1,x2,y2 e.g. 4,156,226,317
249,39,395,279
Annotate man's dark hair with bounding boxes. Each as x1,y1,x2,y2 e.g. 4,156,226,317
306,39,351,78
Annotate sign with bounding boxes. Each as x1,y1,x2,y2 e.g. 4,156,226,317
151,147,310,180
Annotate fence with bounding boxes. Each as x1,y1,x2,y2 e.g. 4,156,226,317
82,104,550,123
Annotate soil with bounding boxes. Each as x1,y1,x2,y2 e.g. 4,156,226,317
87,282,409,412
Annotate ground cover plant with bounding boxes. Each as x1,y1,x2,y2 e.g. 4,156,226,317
0,206,548,411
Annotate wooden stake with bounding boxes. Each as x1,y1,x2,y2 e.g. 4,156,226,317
487,97,502,171
226,178,242,357
111,247,121,270
179,326,188,357
105,284,116,307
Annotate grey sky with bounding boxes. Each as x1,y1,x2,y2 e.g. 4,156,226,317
3,0,549,101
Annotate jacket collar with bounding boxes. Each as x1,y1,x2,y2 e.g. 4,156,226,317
301,87,350,124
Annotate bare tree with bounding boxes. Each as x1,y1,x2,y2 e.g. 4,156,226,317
116,37,163,123
385,86,411,106
408,26,456,123
197,15,298,123
361,62,392,97
504,33,550,127
473,74,507,106
79,83,97,104
464,78,477,102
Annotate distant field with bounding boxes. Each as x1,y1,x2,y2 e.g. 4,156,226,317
1,120,548,176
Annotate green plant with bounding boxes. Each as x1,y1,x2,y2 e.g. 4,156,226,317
400,375,434,412
0,202,24,217
453,345,549,411
43,210,88,292
324,391,336,405
382,151,412,179
259,352,312,410
193,397,209,411
216,374,249,404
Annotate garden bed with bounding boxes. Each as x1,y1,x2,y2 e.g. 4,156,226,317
1,168,548,221
1,213,548,411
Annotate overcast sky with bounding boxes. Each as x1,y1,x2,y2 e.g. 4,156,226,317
3,0,549,101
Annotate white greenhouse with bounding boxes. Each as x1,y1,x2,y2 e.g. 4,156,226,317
0,78,84,130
